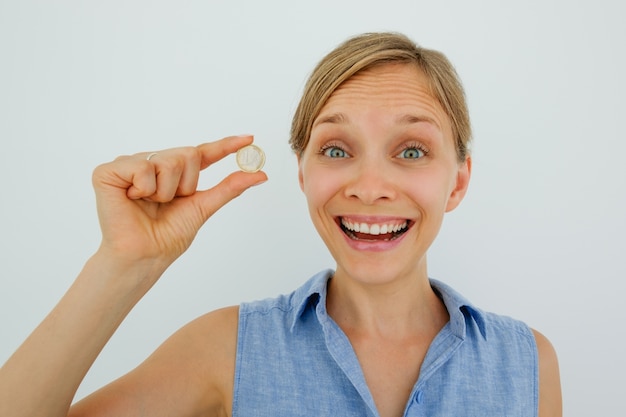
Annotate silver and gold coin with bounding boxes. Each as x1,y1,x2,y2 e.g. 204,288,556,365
236,144,266,172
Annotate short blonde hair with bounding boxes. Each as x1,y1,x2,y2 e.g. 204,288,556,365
290,32,471,161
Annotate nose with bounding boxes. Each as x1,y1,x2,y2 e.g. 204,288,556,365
344,157,397,205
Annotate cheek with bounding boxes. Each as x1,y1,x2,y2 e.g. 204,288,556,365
303,172,335,206
300,165,345,211
403,169,455,210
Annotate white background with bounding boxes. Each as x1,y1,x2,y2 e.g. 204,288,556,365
1,1,624,415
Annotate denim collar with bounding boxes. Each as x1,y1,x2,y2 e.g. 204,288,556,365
290,269,487,340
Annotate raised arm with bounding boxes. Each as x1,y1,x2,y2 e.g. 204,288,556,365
0,135,266,417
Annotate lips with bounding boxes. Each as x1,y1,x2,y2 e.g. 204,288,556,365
339,217,410,241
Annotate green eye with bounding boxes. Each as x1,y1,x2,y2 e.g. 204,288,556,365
398,147,425,159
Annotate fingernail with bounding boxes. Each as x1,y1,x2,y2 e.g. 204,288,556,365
236,134,254,137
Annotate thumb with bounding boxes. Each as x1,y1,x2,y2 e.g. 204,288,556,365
193,170,268,223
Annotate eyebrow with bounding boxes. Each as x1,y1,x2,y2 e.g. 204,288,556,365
312,112,346,128
396,113,441,129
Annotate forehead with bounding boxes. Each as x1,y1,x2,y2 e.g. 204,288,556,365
316,63,450,131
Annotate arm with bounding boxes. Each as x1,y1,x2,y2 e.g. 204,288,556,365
0,135,266,417
533,329,562,417
69,306,240,417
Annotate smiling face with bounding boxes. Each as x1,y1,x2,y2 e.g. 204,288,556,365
298,63,471,285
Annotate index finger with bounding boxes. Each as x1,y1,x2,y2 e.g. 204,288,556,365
196,135,254,169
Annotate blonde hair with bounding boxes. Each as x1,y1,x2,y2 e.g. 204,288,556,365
290,32,471,161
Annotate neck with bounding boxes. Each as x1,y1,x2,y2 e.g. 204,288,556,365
326,266,449,339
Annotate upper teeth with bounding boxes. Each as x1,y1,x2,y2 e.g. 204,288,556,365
341,218,407,235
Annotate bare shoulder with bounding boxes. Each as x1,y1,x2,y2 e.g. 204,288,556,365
531,328,562,417
70,306,239,417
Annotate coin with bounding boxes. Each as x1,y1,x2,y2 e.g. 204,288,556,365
236,144,266,172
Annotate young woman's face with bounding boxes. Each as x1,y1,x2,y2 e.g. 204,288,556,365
298,63,471,284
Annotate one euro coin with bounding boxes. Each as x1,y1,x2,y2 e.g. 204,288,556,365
236,144,265,173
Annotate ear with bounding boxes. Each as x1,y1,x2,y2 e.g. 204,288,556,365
297,153,305,192
445,156,472,212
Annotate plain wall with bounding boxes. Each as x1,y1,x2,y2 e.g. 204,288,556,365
1,1,624,415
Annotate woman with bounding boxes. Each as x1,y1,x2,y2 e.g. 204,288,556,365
0,32,561,416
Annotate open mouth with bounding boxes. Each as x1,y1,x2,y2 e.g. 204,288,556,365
338,217,411,242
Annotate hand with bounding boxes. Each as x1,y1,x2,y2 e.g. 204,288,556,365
91,135,267,271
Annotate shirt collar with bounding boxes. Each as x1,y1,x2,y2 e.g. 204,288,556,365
290,270,487,340
290,269,333,331
430,278,487,340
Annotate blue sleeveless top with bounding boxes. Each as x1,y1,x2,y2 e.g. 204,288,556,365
233,270,538,416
